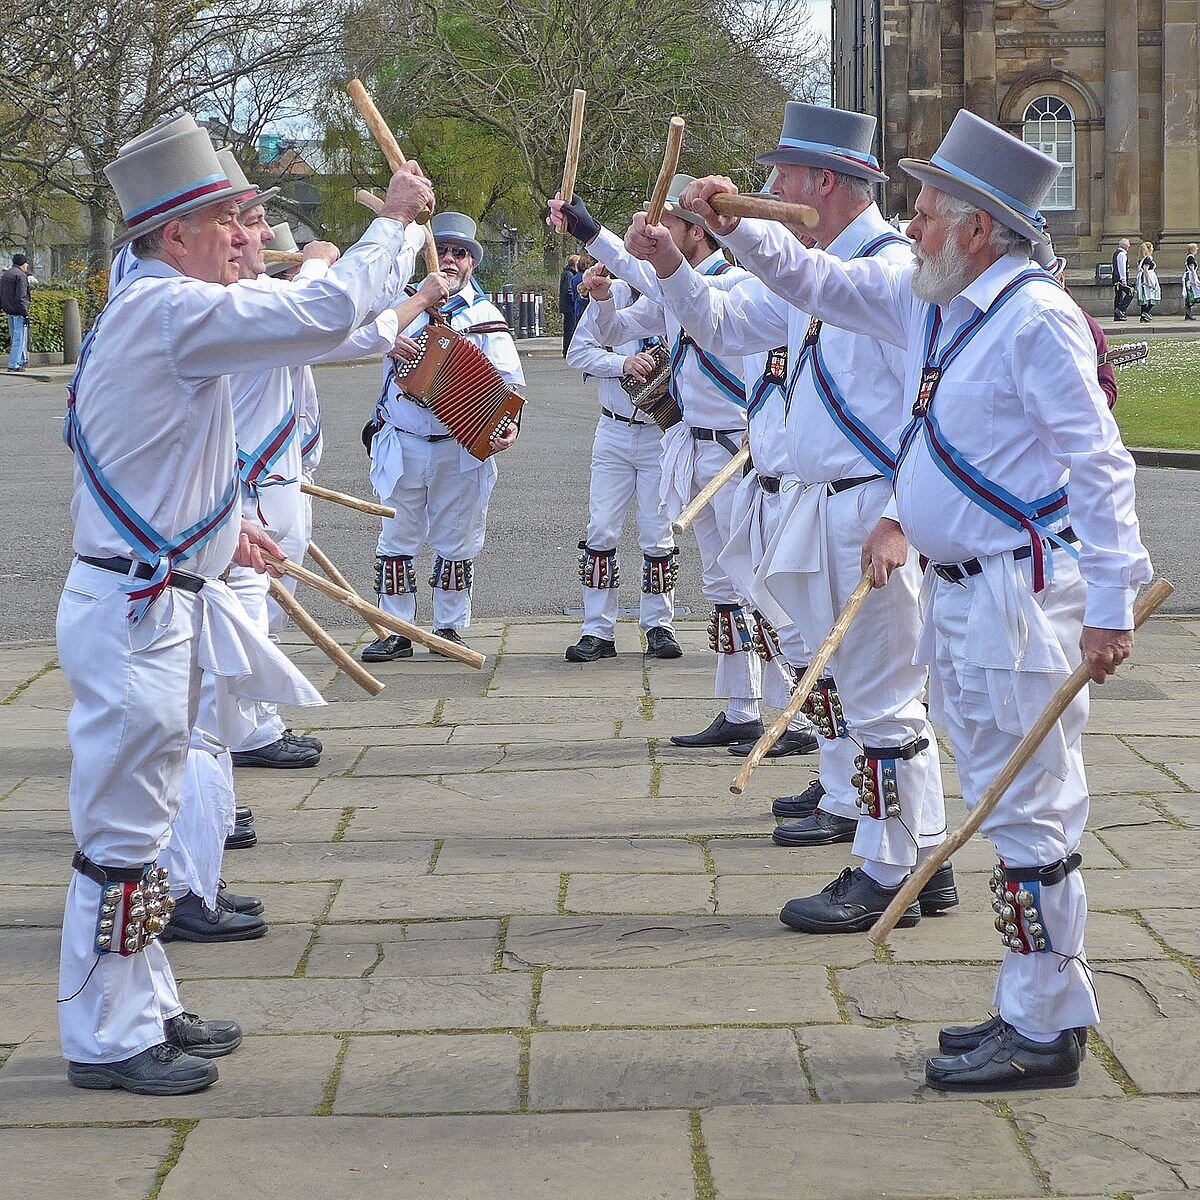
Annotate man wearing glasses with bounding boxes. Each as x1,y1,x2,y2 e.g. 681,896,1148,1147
363,212,523,658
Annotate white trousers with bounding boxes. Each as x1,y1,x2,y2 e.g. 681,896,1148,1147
375,434,496,632
56,563,192,1063
925,560,1098,1034
762,479,945,867
225,565,285,751
581,415,675,639
265,495,312,635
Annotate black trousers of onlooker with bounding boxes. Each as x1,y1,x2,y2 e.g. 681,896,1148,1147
1114,282,1133,319
562,310,579,356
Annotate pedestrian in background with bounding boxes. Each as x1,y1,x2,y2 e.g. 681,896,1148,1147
1182,243,1199,321
1111,237,1133,321
559,253,581,355
1,253,32,373
1137,241,1160,323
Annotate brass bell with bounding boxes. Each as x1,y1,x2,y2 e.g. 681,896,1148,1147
163,896,176,915
994,916,1006,932
145,914,166,935
1034,938,1047,950
992,898,1003,913
1000,903,1016,922
98,918,113,932
104,885,122,903
96,935,110,949
1015,888,1033,907
854,755,866,771
851,773,863,788
1004,921,1018,935
886,803,901,818
992,865,1005,883
1028,922,1043,936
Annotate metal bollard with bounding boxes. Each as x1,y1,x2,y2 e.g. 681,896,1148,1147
63,297,82,365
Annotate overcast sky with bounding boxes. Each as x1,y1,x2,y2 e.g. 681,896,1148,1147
808,0,831,32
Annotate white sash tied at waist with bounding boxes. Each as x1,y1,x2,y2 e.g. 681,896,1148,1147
659,422,697,522
755,479,831,633
717,471,771,608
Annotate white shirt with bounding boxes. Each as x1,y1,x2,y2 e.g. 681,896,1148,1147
659,206,910,486
719,218,1152,628
565,276,661,423
294,365,322,477
69,219,409,577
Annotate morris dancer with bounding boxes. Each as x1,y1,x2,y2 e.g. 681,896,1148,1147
551,178,762,747
627,106,950,925
57,113,433,1094
679,109,1152,1089
362,213,522,660
564,273,682,662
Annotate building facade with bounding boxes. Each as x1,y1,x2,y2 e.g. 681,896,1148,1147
831,0,1200,266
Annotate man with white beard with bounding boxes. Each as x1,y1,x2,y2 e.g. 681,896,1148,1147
666,109,1151,1090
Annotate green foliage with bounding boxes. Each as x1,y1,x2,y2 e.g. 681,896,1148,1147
0,286,88,354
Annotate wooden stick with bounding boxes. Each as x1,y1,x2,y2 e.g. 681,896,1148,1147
345,78,439,273
265,554,487,670
262,249,305,266
307,540,390,641
709,192,819,230
672,446,749,535
356,188,384,214
867,576,1176,947
730,569,874,796
302,481,396,519
269,580,385,696
645,117,685,224
560,89,587,203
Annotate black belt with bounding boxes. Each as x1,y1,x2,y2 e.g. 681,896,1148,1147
862,737,929,761
931,527,1077,584
397,428,454,443
72,850,149,885
601,407,646,427
690,427,742,456
78,556,205,594
758,475,781,494
827,474,883,496
1002,852,1082,886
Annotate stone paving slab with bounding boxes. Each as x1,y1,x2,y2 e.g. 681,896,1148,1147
159,1112,696,1200
2,1126,176,1199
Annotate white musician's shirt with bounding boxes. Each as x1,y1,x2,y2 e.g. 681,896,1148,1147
659,205,910,486
565,277,662,424
715,218,1152,629
69,219,411,578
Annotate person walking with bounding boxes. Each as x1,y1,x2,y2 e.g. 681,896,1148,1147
1,253,32,372
1111,238,1132,321
559,254,581,355
1182,243,1199,321
1136,241,1160,322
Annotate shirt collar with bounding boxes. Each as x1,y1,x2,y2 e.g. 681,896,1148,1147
697,249,729,275
826,204,892,260
946,251,1033,318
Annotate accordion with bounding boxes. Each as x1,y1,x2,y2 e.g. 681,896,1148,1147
620,343,681,431
390,324,525,460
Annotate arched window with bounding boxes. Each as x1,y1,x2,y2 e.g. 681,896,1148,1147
1022,97,1075,210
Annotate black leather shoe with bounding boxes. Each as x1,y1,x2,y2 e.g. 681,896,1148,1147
773,807,858,846
224,823,257,851
230,736,320,769
645,628,683,659
779,866,921,933
234,805,254,825
772,779,824,819
729,728,818,758
925,1023,1081,1091
217,881,264,916
670,713,764,748
165,1011,244,1059
67,1044,217,1095
362,634,413,662
432,627,467,646
917,862,960,914
160,892,267,942
566,635,617,663
284,728,323,753
939,1014,1089,1058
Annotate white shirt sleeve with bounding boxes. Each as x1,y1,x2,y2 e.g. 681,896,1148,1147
592,293,668,345
307,310,400,364
589,226,662,300
657,266,789,356
721,218,914,350
566,300,629,378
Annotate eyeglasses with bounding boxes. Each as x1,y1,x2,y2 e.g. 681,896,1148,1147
436,245,470,261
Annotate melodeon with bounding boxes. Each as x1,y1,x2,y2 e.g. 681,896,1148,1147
619,342,681,431
390,323,525,460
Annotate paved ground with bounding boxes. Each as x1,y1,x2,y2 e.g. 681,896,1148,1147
1,610,1199,1199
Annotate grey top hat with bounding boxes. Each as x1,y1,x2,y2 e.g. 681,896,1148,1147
105,114,241,246
430,212,484,265
899,110,1060,244
756,102,887,183
264,222,301,275
215,148,280,211
649,174,711,232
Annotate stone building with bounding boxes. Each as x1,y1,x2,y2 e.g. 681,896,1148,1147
830,1,1200,268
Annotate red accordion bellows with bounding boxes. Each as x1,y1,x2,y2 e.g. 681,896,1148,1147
391,325,525,460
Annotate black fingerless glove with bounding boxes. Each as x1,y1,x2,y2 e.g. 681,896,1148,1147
560,193,600,244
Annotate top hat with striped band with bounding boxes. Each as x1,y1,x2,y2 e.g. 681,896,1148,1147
899,110,1060,244
430,212,484,265
755,102,887,184
264,222,301,275
105,114,241,246
215,148,280,211
649,174,711,233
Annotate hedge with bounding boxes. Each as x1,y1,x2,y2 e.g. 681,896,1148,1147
0,287,89,354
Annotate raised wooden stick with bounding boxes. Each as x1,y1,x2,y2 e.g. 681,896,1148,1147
269,580,384,696
560,89,587,204
302,481,396,519
672,446,749,535
356,188,384,214
709,193,819,230
264,554,486,669
263,249,305,266
308,540,390,641
731,569,874,795
645,117,685,224
345,78,439,274
867,576,1175,946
